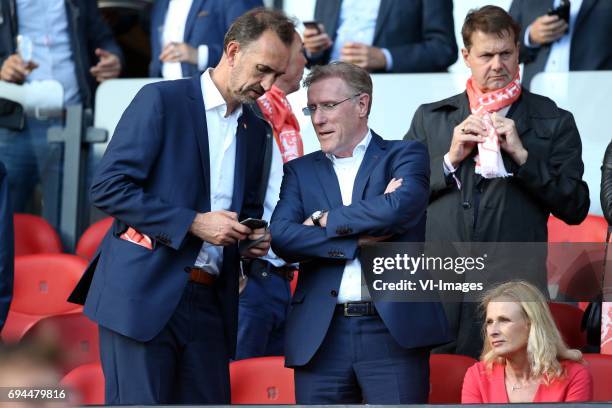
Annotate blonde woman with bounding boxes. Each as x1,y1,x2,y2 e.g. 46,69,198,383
462,281,593,403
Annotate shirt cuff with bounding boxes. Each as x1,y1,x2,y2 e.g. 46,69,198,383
524,25,540,48
197,45,209,71
381,48,393,72
443,153,457,176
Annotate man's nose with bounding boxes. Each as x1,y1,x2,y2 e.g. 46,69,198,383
312,108,327,125
261,74,276,92
491,55,503,70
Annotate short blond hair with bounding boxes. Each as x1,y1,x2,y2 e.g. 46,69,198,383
480,281,582,383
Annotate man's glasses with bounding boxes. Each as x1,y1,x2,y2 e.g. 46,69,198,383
302,93,361,116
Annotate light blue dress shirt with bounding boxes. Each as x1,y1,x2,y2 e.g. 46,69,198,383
17,0,81,105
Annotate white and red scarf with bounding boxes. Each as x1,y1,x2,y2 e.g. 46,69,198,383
257,85,303,163
466,72,522,178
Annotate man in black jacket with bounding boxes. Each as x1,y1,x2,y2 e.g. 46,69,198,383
404,6,589,357
0,161,12,335
0,0,122,228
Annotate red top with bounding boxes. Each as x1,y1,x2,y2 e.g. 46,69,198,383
461,360,593,403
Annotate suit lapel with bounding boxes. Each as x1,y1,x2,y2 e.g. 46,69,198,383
315,0,341,42
373,0,391,44
575,0,597,28
314,153,343,209
184,0,205,41
352,132,385,202
187,75,211,211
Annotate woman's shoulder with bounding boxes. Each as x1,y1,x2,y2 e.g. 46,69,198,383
560,359,591,379
466,361,504,378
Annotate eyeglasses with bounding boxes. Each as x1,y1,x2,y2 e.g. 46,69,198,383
302,93,361,116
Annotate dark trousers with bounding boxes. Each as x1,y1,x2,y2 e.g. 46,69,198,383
98,281,230,404
294,311,430,404
236,261,291,359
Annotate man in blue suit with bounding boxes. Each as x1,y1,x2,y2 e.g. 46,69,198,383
149,0,262,79
69,9,295,404
0,161,13,334
270,61,451,404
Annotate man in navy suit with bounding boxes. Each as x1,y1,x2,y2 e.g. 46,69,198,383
302,0,457,73
149,0,262,78
270,61,451,404
0,161,13,334
69,9,295,405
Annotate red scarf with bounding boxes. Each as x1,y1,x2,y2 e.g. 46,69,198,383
257,85,303,163
466,72,521,178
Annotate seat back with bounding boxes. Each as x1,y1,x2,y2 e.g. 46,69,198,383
429,353,477,404
14,213,63,256
230,356,295,404
1,254,87,342
548,214,608,242
23,313,99,374
61,363,105,405
75,217,113,260
582,353,612,402
548,302,587,350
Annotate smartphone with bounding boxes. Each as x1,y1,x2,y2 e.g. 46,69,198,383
303,21,321,34
240,218,268,230
547,0,570,24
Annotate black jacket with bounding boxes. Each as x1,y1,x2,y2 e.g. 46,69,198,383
0,0,122,121
404,89,590,243
602,141,612,225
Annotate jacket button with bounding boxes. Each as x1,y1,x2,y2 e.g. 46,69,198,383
330,290,338,297
462,201,471,209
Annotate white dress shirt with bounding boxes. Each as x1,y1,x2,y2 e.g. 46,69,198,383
161,0,209,79
327,130,372,303
194,68,242,275
525,0,584,73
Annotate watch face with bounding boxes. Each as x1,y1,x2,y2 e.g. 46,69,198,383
312,211,322,219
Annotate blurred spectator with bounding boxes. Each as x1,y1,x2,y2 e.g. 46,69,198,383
404,5,589,358
236,30,306,360
509,0,612,88
462,280,593,403
303,0,457,73
602,141,612,226
0,0,123,229
149,0,262,79
0,161,12,335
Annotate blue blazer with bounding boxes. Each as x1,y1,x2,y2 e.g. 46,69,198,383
69,76,267,355
270,133,452,366
149,0,262,78
0,161,13,332
309,0,457,73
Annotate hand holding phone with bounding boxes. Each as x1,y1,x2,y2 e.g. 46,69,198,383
303,21,321,35
240,218,268,230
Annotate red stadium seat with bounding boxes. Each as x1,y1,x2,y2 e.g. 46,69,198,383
61,363,105,405
290,271,298,296
22,313,99,374
0,254,87,343
429,353,477,403
14,213,63,256
230,356,295,404
548,214,608,242
548,302,587,350
75,217,113,260
582,353,612,402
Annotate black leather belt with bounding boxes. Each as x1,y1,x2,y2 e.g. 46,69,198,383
335,301,377,317
245,258,294,281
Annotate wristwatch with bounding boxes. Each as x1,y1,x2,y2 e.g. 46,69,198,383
311,210,325,226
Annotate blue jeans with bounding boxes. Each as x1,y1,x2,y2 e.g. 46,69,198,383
0,117,63,229
236,262,291,359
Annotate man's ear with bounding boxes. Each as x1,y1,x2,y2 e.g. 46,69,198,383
226,41,241,67
461,47,470,69
358,94,370,118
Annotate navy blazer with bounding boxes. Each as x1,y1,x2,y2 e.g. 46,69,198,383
270,133,451,367
0,161,13,332
69,76,267,355
149,0,262,78
309,0,457,73
509,0,612,88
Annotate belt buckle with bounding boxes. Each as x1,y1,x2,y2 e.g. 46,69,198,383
344,302,365,317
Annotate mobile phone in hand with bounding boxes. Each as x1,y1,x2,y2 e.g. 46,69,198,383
547,0,570,24
240,218,268,230
303,21,322,34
